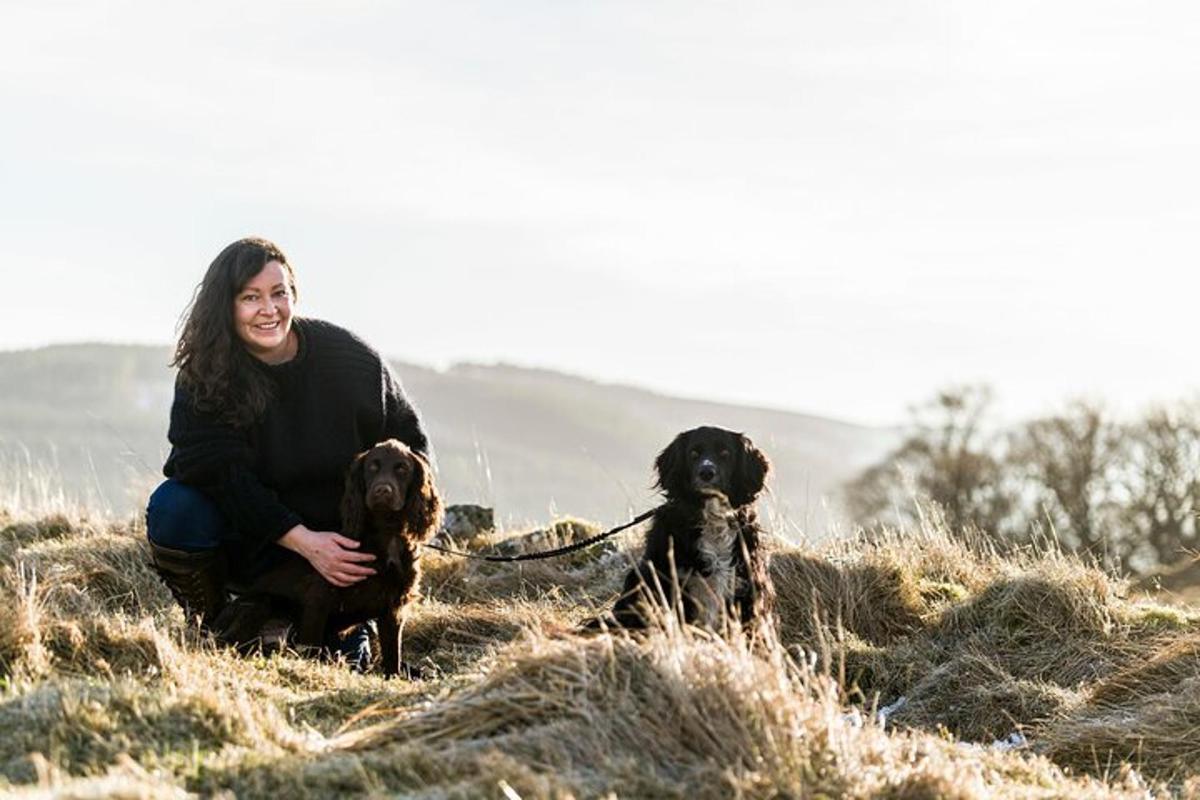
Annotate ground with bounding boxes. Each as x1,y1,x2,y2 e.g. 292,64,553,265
1,507,1199,798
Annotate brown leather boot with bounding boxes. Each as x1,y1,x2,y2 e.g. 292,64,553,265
148,542,228,631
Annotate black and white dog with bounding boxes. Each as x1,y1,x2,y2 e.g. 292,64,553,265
589,426,775,631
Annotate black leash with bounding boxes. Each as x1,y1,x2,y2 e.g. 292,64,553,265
423,507,659,563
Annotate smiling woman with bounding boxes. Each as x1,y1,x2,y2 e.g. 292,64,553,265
232,259,298,364
144,237,430,668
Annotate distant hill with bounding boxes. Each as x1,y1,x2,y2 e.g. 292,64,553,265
0,343,895,534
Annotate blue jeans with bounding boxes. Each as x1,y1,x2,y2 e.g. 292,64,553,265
146,479,286,580
146,479,236,552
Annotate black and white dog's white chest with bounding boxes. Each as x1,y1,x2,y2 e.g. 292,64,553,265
695,495,740,599
677,495,745,628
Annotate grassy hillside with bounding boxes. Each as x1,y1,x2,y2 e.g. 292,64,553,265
1,501,1198,798
0,343,892,531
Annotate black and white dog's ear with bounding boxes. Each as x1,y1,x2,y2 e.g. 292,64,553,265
730,433,771,507
339,449,369,537
653,432,691,500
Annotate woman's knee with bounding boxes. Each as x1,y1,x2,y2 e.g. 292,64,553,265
146,479,229,551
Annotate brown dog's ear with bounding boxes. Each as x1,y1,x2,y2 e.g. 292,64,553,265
340,450,369,537
730,433,771,507
653,432,691,500
402,451,443,542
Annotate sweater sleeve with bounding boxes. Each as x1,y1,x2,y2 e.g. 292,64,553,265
165,381,302,551
381,364,430,458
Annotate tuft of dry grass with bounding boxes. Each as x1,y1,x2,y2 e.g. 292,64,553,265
8,753,191,799
1090,633,1200,704
770,521,1200,772
1038,677,1200,784
202,624,1146,799
1,501,1198,797
773,550,930,648
884,648,1082,741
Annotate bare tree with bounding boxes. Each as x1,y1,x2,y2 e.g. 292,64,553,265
1007,402,1128,566
1119,403,1200,568
844,386,1013,536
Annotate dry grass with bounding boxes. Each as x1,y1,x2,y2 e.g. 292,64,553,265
1138,557,1200,608
1,504,1198,797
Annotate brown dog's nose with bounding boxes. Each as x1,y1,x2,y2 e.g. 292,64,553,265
370,484,397,502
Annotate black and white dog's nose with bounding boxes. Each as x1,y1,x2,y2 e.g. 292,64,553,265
698,462,717,483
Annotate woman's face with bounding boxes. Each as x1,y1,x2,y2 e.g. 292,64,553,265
233,260,295,362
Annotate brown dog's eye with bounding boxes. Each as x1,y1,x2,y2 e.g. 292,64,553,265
689,449,700,459
367,461,379,472
719,450,731,459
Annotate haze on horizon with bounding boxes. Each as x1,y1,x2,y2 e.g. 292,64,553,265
1,1,1197,427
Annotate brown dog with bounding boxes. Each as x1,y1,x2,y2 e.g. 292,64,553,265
219,439,442,677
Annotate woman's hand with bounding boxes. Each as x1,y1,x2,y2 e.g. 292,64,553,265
278,524,376,587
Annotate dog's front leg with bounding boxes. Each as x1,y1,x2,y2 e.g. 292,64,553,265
294,583,336,656
378,607,405,677
609,560,671,629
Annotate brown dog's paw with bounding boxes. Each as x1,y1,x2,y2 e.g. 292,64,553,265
214,599,282,652
385,660,434,680
401,661,427,680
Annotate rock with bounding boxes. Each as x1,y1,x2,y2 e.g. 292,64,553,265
436,504,495,545
493,518,615,565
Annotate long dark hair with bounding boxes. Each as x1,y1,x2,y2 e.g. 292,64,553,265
172,237,298,428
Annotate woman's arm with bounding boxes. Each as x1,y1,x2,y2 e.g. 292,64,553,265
277,524,376,587
166,381,302,548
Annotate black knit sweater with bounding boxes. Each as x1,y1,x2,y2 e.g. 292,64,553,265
163,318,429,556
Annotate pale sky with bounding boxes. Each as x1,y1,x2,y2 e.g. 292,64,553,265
1,1,1197,425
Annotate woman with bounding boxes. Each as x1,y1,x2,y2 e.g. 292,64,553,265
146,236,429,653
